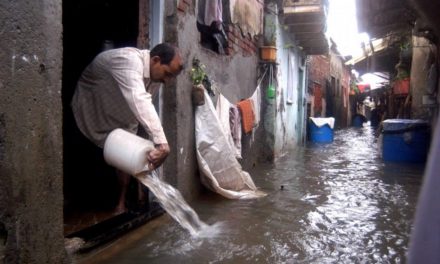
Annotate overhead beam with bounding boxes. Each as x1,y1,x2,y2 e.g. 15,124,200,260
283,5,322,14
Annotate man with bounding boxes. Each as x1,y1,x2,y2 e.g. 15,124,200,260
71,43,183,213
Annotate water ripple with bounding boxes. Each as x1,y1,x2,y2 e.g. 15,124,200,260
93,126,424,264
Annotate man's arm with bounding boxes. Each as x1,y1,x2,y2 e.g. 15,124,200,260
109,51,169,168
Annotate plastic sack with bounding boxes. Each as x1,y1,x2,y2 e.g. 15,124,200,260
195,91,266,199
309,117,335,129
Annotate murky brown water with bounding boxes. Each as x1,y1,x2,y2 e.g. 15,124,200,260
88,126,424,264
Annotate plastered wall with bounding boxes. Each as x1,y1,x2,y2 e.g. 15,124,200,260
0,0,66,262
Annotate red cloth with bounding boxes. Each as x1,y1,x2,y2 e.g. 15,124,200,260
237,99,255,134
357,83,371,93
393,78,410,95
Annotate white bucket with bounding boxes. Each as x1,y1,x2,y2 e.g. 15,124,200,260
103,129,154,175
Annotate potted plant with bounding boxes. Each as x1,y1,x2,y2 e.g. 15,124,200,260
260,46,277,62
190,58,208,106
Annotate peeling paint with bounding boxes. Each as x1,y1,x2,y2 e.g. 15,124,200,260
11,52,41,75
11,50,16,76
22,55,29,63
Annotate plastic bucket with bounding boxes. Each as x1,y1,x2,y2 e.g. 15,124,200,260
103,129,154,175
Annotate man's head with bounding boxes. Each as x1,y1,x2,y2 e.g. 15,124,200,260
149,43,183,83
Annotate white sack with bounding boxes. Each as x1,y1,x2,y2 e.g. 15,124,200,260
195,91,266,199
310,117,335,129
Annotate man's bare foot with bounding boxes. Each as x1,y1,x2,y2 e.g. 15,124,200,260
113,203,126,216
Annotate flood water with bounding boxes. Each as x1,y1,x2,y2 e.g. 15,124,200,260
87,126,424,264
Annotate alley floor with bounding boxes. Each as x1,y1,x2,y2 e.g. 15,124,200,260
81,125,424,263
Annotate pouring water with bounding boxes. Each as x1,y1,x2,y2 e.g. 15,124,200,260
103,129,219,236
136,170,215,236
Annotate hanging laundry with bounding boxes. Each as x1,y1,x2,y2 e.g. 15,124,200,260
216,94,241,159
229,105,242,158
249,85,261,128
197,0,222,26
196,0,227,54
237,99,255,134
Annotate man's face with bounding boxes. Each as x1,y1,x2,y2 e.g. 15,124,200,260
150,54,183,84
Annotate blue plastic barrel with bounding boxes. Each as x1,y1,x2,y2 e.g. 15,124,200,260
352,115,365,127
309,119,334,143
381,119,429,163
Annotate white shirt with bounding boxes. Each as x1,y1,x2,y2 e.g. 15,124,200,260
71,48,167,148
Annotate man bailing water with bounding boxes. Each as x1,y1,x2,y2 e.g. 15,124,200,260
71,43,184,214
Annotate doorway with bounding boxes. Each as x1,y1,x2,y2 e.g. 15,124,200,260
297,68,306,144
62,0,152,237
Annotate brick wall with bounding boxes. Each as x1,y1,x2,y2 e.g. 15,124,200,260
177,0,258,57
224,24,258,56
308,55,330,87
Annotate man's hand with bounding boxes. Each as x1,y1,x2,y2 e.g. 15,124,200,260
147,143,170,170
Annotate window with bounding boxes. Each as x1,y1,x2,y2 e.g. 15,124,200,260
196,0,228,54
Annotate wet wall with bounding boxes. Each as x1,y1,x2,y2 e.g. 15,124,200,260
161,0,263,200
408,0,440,140
264,4,306,158
0,0,66,263
329,51,351,128
276,26,305,152
410,36,437,122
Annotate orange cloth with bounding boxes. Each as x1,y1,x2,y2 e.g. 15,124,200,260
237,99,255,134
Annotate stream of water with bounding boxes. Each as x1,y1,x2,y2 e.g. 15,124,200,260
136,171,221,237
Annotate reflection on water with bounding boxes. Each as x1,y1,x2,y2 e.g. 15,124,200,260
91,127,423,263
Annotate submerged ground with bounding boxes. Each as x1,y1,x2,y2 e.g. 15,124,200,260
83,126,424,264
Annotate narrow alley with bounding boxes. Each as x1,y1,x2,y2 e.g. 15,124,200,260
2,0,440,263
82,125,423,263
